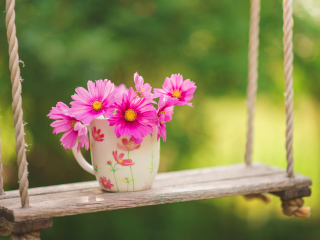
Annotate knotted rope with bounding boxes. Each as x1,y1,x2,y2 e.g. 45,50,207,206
283,0,294,178
282,198,310,218
245,0,260,165
5,0,30,207
11,232,40,240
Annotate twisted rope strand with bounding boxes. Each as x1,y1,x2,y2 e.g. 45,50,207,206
283,0,294,177
5,0,30,207
245,0,260,165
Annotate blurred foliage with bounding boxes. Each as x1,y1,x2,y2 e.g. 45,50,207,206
0,0,320,239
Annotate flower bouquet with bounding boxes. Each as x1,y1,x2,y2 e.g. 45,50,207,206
48,73,196,192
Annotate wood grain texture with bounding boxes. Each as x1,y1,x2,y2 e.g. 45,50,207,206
0,163,312,223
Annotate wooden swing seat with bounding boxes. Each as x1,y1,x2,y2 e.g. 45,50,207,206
0,163,311,234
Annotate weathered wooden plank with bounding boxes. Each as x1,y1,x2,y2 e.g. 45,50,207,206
0,163,282,200
0,163,312,224
0,170,311,222
0,217,52,234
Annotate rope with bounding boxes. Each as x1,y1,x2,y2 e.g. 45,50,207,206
245,0,260,165
0,226,11,236
283,0,294,178
282,198,310,218
0,130,4,194
244,193,271,204
0,226,41,239
5,0,30,207
11,232,40,240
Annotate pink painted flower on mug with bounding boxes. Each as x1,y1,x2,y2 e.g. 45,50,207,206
112,150,135,166
108,87,157,144
92,127,104,142
156,97,179,142
114,84,129,102
117,137,141,151
134,72,158,103
154,74,196,107
99,177,114,189
70,80,116,124
107,161,112,165
48,102,89,151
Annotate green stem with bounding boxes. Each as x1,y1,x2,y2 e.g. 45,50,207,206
128,150,135,191
145,135,155,188
130,166,135,191
112,163,119,192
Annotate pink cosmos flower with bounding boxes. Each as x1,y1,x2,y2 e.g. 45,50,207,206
48,102,89,151
156,97,179,141
92,127,104,142
134,72,158,104
107,161,112,165
99,177,114,189
108,87,157,144
114,84,129,102
154,74,196,107
47,102,71,119
112,151,135,166
70,80,116,124
117,137,141,151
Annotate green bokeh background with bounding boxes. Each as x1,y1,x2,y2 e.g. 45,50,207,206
0,0,319,239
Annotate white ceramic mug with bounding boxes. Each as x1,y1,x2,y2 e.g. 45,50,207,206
72,118,160,192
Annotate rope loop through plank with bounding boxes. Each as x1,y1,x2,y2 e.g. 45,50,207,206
245,0,260,165
5,0,30,207
283,0,294,178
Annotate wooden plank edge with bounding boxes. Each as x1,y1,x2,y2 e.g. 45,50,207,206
270,186,312,200
0,217,52,234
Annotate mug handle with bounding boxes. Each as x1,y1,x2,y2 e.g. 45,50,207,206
72,143,95,175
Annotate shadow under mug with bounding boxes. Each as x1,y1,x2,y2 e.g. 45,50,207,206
72,118,160,192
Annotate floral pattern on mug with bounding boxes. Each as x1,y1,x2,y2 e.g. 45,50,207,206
99,176,114,189
92,127,104,142
117,137,141,151
112,150,135,166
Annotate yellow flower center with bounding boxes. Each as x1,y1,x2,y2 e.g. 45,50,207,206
140,87,145,92
69,120,76,129
124,109,137,122
118,159,123,163
172,90,182,99
94,133,99,138
104,181,107,185
126,144,131,148
92,101,102,111
160,111,166,115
